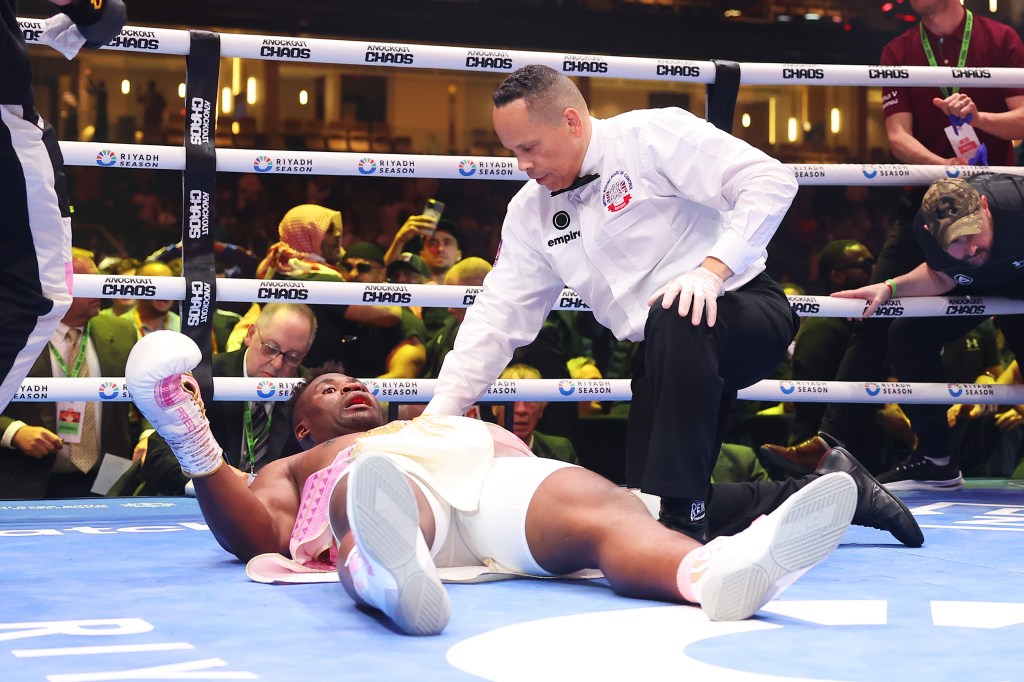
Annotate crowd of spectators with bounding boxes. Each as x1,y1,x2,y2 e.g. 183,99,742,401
10,150,1019,501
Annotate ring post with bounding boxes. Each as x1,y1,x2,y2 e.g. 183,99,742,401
705,59,741,133
182,30,221,400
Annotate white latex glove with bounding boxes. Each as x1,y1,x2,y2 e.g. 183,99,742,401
647,267,725,326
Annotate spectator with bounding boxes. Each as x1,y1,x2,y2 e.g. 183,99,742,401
386,251,431,321
339,241,427,379
0,249,138,498
942,319,1006,476
409,219,465,339
424,256,492,380
255,204,401,371
137,80,167,144
59,90,77,140
84,68,109,142
567,355,605,418
121,260,179,337
129,303,317,495
759,0,1024,471
833,175,1024,489
98,256,142,318
787,240,876,452
386,252,431,286
419,220,464,285
383,212,447,271
490,363,579,465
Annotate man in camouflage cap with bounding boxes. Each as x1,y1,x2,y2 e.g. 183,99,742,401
919,178,990,263
833,173,1024,490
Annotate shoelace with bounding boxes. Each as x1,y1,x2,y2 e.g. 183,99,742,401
160,376,218,456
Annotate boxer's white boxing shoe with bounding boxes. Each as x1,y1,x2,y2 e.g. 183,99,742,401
692,471,856,621
343,453,450,636
125,330,223,477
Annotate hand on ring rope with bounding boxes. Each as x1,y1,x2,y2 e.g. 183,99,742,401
830,281,893,318
647,266,725,326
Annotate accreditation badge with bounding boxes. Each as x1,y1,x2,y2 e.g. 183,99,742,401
944,122,982,162
56,401,87,443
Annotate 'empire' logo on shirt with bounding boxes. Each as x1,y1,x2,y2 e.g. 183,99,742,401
548,230,581,248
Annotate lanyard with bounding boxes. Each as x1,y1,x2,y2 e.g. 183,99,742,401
243,401,272,471
48,321,91,377
920,9,973,99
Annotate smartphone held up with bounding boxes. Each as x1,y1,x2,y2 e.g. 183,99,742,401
422,199,445,233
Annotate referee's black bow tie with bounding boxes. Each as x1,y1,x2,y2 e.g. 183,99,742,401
550,173,600,197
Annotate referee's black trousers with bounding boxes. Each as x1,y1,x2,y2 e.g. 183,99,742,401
625,272,799,503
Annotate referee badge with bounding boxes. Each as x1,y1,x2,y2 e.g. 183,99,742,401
602,170,633,213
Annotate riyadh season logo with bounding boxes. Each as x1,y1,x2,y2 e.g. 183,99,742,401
458,159,478,177
558,379,576,396
256,381,277,399
948,383,965,398
779,380,796,395
96,150,117,167
98,382,120,400
860,164,879,179
253,155,273,173
364,379,381,396
946,168,962,178
358,157,377,175
864,382,881,397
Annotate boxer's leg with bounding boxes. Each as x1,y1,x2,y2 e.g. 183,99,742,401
524,464,857,621
330,454,449,636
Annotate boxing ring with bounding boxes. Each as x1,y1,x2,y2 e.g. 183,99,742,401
3,488,1024,681
8,16,1024,681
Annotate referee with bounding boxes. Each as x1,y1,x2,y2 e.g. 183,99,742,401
0,0,125,411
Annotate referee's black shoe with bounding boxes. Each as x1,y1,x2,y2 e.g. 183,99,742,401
816,446,925,548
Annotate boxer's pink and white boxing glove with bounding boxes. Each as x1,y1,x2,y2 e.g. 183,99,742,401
125,330,224,478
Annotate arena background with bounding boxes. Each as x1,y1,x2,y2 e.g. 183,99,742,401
7,3,1024,680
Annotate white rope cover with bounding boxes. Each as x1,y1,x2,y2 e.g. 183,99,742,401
54,141,1024,186
10,377,1023,407
19,18,1024,88
72,274,1024,317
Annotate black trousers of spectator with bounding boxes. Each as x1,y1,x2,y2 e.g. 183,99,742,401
819,191,925,471
0,105,72,412
889,313,1024,463
625,272,798,504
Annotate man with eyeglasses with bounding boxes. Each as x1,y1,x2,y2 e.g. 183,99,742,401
135,303,316,494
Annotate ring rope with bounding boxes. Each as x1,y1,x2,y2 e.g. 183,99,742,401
10,377,1020,406
72,274,1024,317
19,18,1024,88
57,141,1024,186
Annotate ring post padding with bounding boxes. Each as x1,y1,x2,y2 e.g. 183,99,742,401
181,30,221,400
705,60,741,133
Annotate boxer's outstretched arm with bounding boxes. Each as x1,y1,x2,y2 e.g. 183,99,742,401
124,330,299,562
193,460,301,561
